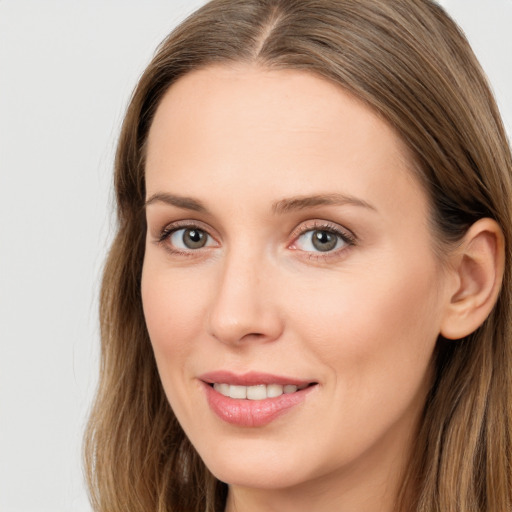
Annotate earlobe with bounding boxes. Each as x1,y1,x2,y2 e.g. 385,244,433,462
440,218,505,340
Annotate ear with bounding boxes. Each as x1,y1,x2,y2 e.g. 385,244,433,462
440,218,505,340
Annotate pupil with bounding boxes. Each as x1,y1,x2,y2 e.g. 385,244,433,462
183,229,206,249
312,230,337,252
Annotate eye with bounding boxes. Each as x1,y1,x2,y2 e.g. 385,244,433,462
292,227,353,253
167,227,216,250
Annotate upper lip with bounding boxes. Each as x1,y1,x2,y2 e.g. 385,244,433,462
199,370,315,387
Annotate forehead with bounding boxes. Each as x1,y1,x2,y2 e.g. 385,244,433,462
147,64,409,159
145,64,426,221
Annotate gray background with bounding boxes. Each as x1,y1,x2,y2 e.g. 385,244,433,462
0,1,510,511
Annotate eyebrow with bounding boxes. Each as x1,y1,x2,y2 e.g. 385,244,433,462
144,191,376,215
271,193,376,214
145,192,208,213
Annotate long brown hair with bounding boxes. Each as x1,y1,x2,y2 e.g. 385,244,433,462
84,1,512,510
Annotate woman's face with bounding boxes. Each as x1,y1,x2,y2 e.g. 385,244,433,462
142,65,451,500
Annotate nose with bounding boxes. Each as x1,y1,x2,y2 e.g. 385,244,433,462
206,248,284,346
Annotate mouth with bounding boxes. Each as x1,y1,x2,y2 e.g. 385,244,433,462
199,371,318,427
209,382,313,400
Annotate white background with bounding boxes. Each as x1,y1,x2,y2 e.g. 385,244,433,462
0,1,510,511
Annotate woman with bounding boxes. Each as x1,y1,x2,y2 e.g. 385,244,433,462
84,1,512,510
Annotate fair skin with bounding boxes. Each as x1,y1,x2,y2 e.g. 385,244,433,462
141,64,504,512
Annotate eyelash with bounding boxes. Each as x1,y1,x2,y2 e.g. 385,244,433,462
156,220,357,259
289,221,356,261
156,220,217,257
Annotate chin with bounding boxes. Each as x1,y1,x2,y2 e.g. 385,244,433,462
198,440,312,490
210,463,306,490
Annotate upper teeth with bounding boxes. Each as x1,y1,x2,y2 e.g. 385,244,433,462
213,383,306,400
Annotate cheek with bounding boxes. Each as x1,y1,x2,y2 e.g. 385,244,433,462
141,262,208,371
286,255,443,395
141,262,214,432
270,259,443,472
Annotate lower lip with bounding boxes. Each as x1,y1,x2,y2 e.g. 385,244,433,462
202,382,315,427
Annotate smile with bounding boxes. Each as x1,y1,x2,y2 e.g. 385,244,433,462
212,382,309,400
200,372,318,427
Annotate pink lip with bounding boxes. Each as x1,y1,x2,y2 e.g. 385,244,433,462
199,370,312,387
199,371,317,428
